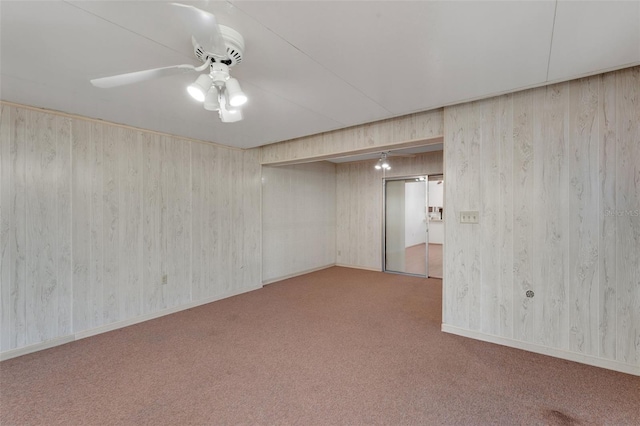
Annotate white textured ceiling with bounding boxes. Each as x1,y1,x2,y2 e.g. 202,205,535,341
1,1,639,149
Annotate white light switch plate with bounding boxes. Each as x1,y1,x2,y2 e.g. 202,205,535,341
460,211,479,224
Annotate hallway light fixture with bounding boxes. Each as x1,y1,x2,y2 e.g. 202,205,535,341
374,152,391,170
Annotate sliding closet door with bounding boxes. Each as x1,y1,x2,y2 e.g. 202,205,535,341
384,177,428,276
384,180,406,273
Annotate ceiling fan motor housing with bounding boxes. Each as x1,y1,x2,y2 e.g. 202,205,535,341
193,25,245,67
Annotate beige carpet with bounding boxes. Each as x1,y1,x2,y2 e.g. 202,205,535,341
1,267,638,425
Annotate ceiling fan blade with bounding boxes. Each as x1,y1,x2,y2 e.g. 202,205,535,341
171,3,227,59
90,64,197,88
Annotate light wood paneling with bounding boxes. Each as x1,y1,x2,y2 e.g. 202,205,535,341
337,152,443,271
512,90,535,342
444,105,469,327
0,104,12,351
260,109,443,165
242,149,262,288
480,97,502,336
532,83,569,349
262,162,336,283
56,116,72,337
615,67,640,366
71,118,93,332
568,77,599,355
497,95,514,338
1,106,27,351
0,103,262,353
25,111,70,345
102,125,120,325
598,72,617,360
118,127,142,320
443,66,640,372
142,132,162,313
89,122,105,328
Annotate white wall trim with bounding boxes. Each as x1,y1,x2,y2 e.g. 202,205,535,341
0,285,262,362
262,264,335,285
441,324,640,377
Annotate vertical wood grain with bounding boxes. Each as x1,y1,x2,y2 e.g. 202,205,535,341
217,146,231,293
568,77,599,355
615,67,640,365
512,90,535,342
25,111,59,344
230,149,243,293
467,103,482,332
118,128,142,320
0,104,10,350
533,83,570,349
336,165,348,265
366,165,380,268
142,131,162,313
598,72,617,360
11,108,26,347
444,104,470,328
242,149,261,288
190,142,203,300
56,117,72,337
89,122,105,328
102,125,120,324
173,136,192,305
498,94,514,338
71,118,92,332
480,98,501,335
0,105,27,351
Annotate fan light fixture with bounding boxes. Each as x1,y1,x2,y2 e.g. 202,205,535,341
219,95,243,122
375,153,391,170
204,86,220,111
188,62,248,122
225,78,247,107
187,74,212,102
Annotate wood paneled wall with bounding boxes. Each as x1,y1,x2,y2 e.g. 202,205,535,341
443,66,640,372
262,162,336,283
0,104,261,353
336,152,443,270
260,109,443,165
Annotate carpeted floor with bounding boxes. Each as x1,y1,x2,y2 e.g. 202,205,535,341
1,267,638,425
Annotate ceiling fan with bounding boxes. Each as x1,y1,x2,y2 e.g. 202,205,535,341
90,3,247,123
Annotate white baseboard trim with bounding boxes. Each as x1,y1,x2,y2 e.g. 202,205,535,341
334,263,381,272
262,264,335,285
0,285,262,362
441,324,639,376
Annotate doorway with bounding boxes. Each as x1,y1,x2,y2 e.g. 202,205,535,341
383,175,443,278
